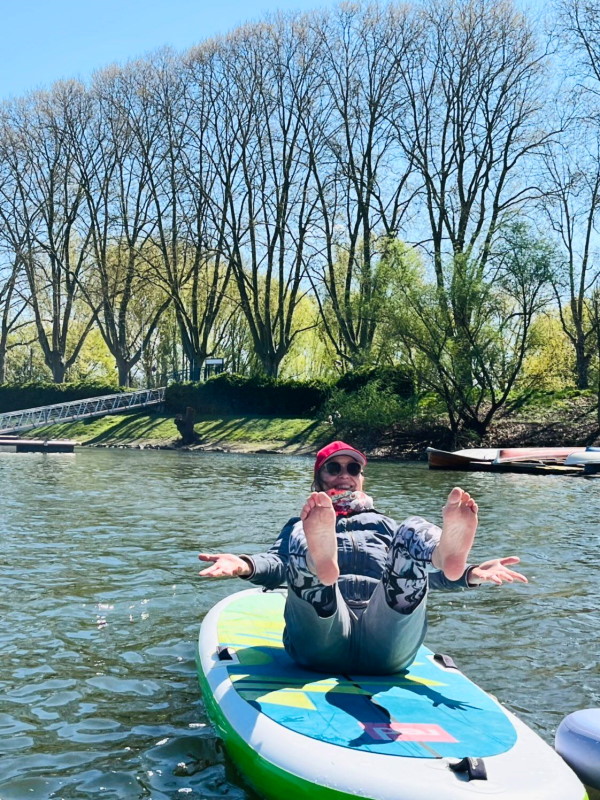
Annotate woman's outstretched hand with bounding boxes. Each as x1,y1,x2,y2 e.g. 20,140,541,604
469,556,528,586
198,553,251,578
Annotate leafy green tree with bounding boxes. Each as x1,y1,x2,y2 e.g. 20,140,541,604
64,326,117,384
312,237,403,369
0,256,29,384
278,293,332,380
520,312,575,391
3,327,51,383
391,223,555,438
320,380,405,449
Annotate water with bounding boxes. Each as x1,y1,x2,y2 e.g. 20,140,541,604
1,448,599,799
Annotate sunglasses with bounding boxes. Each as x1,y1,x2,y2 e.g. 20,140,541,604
323,461,362,477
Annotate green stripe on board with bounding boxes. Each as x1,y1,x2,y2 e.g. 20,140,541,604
196,658,591,800
196,658,365,800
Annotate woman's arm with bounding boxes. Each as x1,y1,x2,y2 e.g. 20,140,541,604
198,517,301,589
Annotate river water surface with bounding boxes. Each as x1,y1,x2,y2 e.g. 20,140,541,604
1,448,599,799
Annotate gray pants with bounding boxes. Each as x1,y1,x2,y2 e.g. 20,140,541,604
283,517,440,674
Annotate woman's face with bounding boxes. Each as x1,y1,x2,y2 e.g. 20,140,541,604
317,455,364,493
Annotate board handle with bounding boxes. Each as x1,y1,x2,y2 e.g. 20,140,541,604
449,757,488,781
434,652,459,670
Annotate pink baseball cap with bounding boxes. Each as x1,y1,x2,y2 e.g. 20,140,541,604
314,441,367,478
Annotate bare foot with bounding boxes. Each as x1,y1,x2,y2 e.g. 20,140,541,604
300,491,339,586
432,487,478,580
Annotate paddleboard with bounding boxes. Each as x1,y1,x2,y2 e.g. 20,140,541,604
197,588,587,800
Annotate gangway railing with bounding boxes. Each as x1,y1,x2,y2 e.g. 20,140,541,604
0,387,166,435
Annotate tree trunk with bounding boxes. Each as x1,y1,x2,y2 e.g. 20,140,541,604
117,358,132,388
257,350,281,378
175,406,199,445
188,358,202,383
574,338,590,390
462,416,490,440
49,353,67,384
0,317,7,384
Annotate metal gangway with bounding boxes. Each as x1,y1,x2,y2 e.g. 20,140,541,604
0,387,166,435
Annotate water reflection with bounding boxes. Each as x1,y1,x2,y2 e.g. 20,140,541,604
0,449,598,798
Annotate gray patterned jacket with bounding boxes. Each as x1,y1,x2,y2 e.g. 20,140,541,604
242,510,476,606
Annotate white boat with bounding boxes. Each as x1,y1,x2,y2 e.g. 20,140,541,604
427,446,589,473
564,447,600,466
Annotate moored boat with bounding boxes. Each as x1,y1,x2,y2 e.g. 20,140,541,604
426,447,500,469
496,447,587,463
426,446,589,474
564,447,600,467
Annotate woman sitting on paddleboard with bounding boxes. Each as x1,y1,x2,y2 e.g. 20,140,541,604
198,441,527,674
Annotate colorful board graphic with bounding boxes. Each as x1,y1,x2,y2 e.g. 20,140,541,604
198,589,588,800
217,590,517,760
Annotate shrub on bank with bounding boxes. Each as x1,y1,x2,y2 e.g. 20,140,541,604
0,381,122,413
165,368,417,422
165,374,331,418
335,366,414,398
319,381,410,447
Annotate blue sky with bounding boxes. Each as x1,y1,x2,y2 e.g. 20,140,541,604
0,0,339,101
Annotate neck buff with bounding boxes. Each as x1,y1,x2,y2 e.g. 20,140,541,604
327,489,374,516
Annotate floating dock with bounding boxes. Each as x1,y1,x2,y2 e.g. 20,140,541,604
0,437,78,453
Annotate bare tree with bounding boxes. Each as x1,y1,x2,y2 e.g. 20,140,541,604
0,157,32,382
540,123,600,389
549,0,600,391
0,84,96,383
65,67,171,387
397,0,552,380
559,0,600,85
115,51,233,382
305,4,422,367
204,17,321,377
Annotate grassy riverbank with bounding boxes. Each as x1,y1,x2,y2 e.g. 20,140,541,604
28,412,329,455
23,389,600,459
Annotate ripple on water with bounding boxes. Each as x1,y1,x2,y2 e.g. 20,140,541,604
85,677,162,698
0,450,597,799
